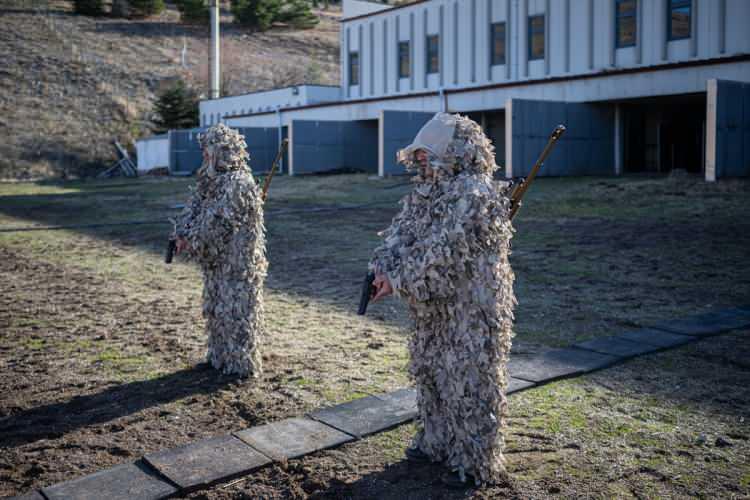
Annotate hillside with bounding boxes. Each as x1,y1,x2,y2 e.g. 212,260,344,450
0,0,340,179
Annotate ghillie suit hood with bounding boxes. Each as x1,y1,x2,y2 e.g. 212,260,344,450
397,112,500,182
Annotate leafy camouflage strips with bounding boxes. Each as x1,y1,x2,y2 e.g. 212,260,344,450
371,114,516,485
172,124,268,378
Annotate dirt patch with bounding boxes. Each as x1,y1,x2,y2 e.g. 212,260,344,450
1,175,749,497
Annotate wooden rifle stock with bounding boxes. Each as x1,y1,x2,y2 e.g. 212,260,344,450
261,138,289,202
509,124,566,220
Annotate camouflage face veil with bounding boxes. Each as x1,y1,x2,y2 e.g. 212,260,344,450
198,123,251,177
397,113,499,178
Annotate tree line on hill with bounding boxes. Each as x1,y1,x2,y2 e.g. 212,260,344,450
73,0,323,31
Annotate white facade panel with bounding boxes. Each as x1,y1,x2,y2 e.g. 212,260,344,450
135,135,169,172
336,0,748,100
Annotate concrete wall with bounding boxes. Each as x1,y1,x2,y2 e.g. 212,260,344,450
289,120,378,175
135,134,169,173
379,110,434,175
706,79,750,180
506,98,614,177
341,0,750,97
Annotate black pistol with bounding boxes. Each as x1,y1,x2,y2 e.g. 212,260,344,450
357,272,376,315
165,238,176,264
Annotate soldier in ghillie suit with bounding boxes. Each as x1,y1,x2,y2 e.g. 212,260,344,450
370,113,516,487
172,123,267,378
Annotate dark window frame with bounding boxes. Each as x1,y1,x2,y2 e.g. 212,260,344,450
426,34,440,74
398,40,411,78
527,14,545,61
615,0,637,48
490,21,506,66
349,51,360,86
667,0,691,41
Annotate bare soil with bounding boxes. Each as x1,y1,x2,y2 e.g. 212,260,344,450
1,174,749,498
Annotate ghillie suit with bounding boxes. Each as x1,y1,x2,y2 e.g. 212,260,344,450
173,124,267,378
370,113,516,484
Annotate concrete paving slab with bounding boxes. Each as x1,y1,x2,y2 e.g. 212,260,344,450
143,435,270,491
377,387,417,410
308,393,417,438
42,460,177,500
508,377,536,393
618,328,695,348
509,348,620,383
234,417,353,460
7,491,46,500
649,309,750,337
573,336,661,358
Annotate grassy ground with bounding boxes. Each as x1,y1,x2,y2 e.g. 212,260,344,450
1,173,749,498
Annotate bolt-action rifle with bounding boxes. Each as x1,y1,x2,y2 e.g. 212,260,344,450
508,124,566,220
357,124,566,315
165,138,289,264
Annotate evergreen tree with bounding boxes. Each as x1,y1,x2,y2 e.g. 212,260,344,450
277,0,318,29
73,0,104,16
231,0,281,31
176,0,209,23
129,0,165,18
152,80,199,133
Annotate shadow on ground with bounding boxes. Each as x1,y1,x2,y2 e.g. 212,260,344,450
0,363,241,448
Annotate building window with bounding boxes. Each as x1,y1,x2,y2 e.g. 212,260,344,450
202,114,206,126
668,0,691,40
426,34,439,74
349,51,359,86
528,15,545,61
490,22,506,65
398,41,410,78
615,0,637,47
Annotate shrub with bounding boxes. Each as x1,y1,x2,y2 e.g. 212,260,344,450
73,0,105,16
128,0,165,18
231,0,281,31
152,79,200,133
176,0,209,23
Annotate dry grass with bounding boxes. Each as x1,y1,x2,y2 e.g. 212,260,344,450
1,173,749,498
0,0,340,179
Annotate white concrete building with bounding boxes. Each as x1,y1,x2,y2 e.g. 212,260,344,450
197,0,750,179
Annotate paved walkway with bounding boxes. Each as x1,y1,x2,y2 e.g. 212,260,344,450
11,306,750,500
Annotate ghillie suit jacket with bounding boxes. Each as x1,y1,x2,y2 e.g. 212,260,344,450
370,113,516,484
173,124,268,378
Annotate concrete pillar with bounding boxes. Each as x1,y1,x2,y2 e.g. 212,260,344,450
288,121,295,176
209,0,220,99
544,0,550,75
522,0,529,77
505,98,513,178
471,0,477,82
661,0,669,61
454,1,459,85
690,0,698,58
383,19,388,94
588,0,594,70
705,79,717,182
564,0,570,72
506,0,512,79
614,104,623,175
719,0,726,54
378,110,385,177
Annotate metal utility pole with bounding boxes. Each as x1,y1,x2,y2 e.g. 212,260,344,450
209,0,220,99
